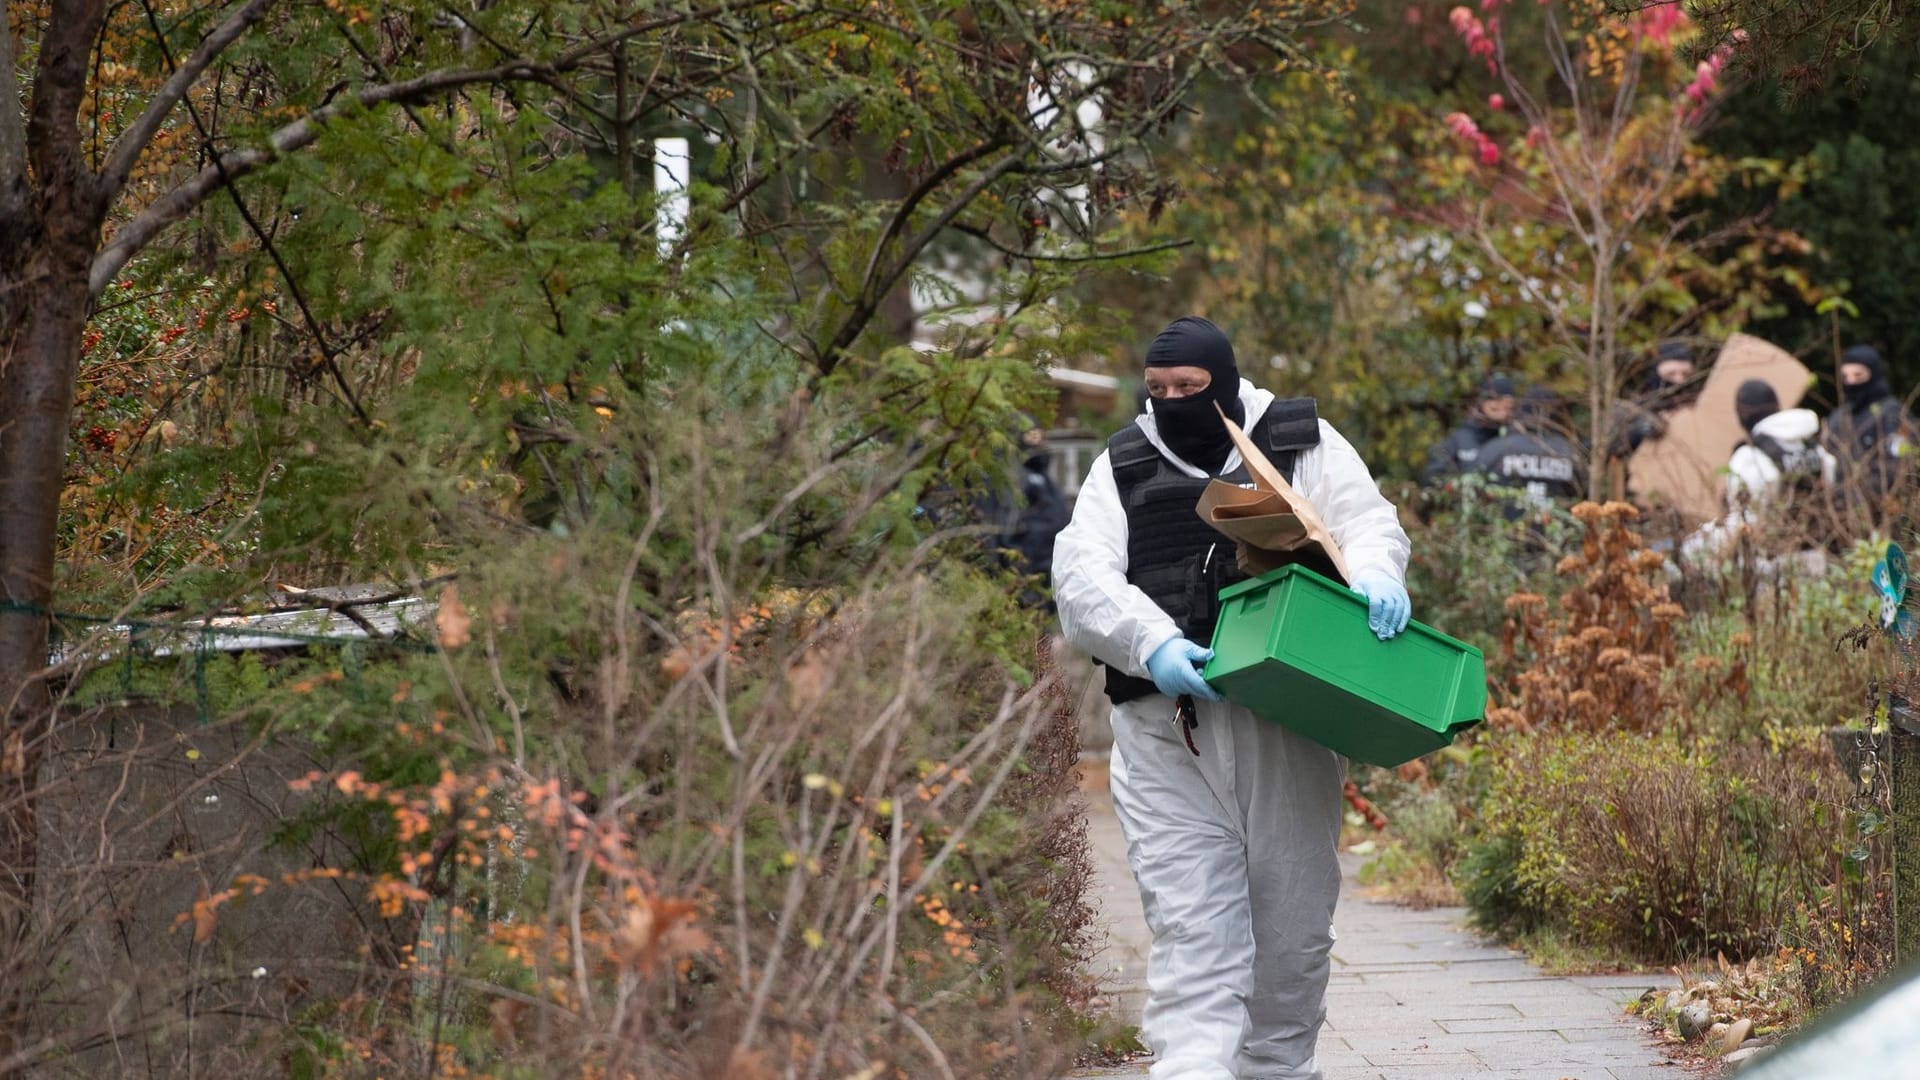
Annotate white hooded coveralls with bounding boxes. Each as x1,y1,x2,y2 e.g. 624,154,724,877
1054,381,1411,1080
1681,407,1839,560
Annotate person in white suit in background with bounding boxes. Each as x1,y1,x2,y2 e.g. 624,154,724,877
1683,378,1837,562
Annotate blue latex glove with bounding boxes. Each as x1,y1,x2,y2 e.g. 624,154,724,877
1352,571,1412,641
1145,636,1224,702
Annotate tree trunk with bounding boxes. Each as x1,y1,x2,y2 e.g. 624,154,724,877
0,242,97,1060
2,0,113,1052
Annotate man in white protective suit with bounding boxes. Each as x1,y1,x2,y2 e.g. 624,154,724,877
1054,316,1412,1080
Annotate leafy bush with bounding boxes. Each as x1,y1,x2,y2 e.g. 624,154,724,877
1665,540,1887,743
1468,729,1857,965
1402,474,1586,650
1457,832,1538,938
1392,785,1466,872
38,389,1103,1078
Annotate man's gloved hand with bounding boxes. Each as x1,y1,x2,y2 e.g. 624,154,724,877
1146,637,1224,702
1351,571,1412,641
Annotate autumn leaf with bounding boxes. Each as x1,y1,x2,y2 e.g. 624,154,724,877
724,1047,775,1080
612,895,709,976
436,583,472,649
191,885,220,944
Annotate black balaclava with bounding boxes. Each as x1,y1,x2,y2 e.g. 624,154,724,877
1145,316,1244,472
1734,379,1779,434
1842,344,1892,410
1644,340,1700,411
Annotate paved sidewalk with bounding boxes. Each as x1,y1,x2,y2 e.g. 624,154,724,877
1076,780,1687,1080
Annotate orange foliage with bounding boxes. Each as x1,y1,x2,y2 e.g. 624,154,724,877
1492,502,1685,732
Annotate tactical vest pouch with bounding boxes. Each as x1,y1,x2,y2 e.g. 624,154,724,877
1179,542,1249,648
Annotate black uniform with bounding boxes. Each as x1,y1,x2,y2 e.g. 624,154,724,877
1423,416,1507,486
1475,387,1581,512
1476,428,1582,509
978,450,1072,608
1826,345,1915,504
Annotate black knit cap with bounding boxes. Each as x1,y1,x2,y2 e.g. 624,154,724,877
1734,379,1779,432
1653,340,1692,364
1145,316,1239,382
1843,344,1886,378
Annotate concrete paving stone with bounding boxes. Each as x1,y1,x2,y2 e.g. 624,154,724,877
1558,1023,1658,1044
1407,1032,1575,1053
1472,1071,1619,1080
1466,965,1600,983
1511,998,1637,1021
1335,1028,1471,1050
1324,1071,1390,1080
1442,1018,1622,1035
1565,974,1676,991
1324,988,1412,1000
1364,1051,1487,1067
1319,1050,1390,1070
1432,1003,1526,1020
1381,1071,1572,1080
1479,1045,1678,1071
1604,1067,1687,1078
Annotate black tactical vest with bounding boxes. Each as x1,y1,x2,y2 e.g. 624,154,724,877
1102,397,1324,704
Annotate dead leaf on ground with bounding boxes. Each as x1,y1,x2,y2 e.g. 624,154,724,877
191,885,219,944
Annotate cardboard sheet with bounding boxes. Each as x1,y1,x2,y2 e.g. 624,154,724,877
1196,412,1353,584
1627,334,1813,525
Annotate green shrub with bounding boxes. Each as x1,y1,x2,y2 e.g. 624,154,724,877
1667,541,1888,744
1392,786,1464,873
1469,729,1854,965
1403,475,1587,651
1457,832,1540,938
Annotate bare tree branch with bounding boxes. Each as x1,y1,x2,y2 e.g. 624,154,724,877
96,0,279,204
813,146,1023,376
950,222,1191,264
91,59,551,296
89,2,757,296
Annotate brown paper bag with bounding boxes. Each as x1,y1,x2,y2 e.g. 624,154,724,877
1195,410,1352,583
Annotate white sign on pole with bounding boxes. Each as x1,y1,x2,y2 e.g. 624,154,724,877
653,137,690,259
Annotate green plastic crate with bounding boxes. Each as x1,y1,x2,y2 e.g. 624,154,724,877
1202,564,1485,768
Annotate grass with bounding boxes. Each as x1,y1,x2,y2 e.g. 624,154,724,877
1354,840,1461,910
